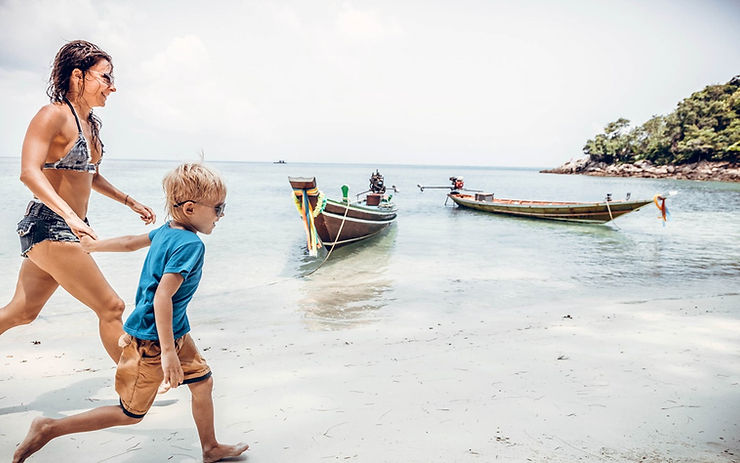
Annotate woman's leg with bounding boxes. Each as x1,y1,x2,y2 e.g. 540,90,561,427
27,241,126,362
0,260,59,333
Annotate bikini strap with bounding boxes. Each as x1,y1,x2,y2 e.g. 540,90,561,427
62,97,83,133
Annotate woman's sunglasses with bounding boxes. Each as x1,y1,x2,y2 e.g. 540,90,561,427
88,70,115,87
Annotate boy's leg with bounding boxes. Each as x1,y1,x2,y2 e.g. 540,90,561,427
13,406,141,463
188,377,249,463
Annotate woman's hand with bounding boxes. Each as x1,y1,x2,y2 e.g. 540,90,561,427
80,235,97,253
128,198,156,225
161,350,184,389
65,214,98,240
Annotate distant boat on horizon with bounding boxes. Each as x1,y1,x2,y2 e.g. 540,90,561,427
274,160,287,164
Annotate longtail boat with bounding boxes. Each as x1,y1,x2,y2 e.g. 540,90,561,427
418,176,668,224
290,171,398,255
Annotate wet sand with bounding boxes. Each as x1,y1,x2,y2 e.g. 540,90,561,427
1,293,739,462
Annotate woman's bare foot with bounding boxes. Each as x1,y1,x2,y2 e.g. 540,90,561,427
12,417,54,463
203,442,249,462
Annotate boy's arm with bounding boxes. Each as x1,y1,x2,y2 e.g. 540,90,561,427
80,233,151,253
154,272,185,389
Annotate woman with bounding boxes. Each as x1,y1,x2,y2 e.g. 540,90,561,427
0,40,155,362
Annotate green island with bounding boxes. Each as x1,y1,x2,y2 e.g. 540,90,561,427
543,75,740,182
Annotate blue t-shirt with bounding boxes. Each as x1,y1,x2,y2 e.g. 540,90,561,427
123,223,205,341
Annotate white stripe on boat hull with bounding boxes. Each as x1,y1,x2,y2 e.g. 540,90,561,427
321,211,396,224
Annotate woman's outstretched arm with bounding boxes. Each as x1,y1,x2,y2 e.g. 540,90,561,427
92,172,157,225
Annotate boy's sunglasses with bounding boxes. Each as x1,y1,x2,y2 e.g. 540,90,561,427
173,200,226,216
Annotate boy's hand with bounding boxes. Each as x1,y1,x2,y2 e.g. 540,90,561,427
161,350,184,389
80,235,97,253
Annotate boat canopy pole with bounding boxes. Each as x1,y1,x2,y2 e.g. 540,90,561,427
417,184,452,191
417,184,483,192
418,176,482,192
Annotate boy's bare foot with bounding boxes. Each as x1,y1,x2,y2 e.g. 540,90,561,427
12,417,54,463
203,442,249,462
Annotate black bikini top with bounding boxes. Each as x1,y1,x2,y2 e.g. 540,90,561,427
43,98,101,173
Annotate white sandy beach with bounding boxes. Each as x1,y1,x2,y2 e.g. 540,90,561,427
1,288,738,463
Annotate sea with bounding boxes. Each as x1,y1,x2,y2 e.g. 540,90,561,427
1,157,738,330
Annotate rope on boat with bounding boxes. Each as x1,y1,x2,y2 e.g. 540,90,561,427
604,197,619,229
304,199,351,276
292,187,326,257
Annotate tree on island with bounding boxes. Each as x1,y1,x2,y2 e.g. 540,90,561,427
584,75,740,165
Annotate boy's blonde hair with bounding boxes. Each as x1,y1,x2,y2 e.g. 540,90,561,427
163,163,227,221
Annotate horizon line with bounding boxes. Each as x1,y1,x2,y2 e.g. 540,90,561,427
0,155,551,171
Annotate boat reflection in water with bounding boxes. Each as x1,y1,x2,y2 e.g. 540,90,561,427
297,226,397,330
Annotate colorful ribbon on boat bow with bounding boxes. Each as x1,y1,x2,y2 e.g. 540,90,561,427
653,194,669,224
292,187,326,256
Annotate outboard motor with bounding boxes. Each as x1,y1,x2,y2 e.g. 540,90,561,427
449,176,464,192
370,170,386,194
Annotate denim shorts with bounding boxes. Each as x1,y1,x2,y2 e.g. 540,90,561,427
16,201,88,258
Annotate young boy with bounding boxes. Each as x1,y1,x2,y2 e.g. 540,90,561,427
13,163,248,463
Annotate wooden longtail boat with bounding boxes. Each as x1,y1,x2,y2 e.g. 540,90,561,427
290,171,397,255
448,193,656,223
419,177,667,224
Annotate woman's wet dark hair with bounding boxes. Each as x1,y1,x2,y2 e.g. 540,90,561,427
47,40,113,153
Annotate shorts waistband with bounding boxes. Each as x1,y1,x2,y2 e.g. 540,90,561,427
120,333,188,346
24,201,62,220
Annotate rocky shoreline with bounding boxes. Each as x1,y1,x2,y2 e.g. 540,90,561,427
541,158,740,182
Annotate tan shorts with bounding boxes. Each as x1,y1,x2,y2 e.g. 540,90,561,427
115,333,211,418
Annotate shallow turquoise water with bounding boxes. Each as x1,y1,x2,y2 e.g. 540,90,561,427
1,158,738,329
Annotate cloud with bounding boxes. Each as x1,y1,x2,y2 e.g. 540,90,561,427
336,4,402,42
0,68,51,155
271,4,303,31
126,35,263,137
1,0,738,165
0,0,136,72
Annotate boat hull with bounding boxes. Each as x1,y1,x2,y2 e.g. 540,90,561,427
315,199,397,246
448,194,653,224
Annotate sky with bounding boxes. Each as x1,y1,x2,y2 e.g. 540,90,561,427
0,0,739,168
